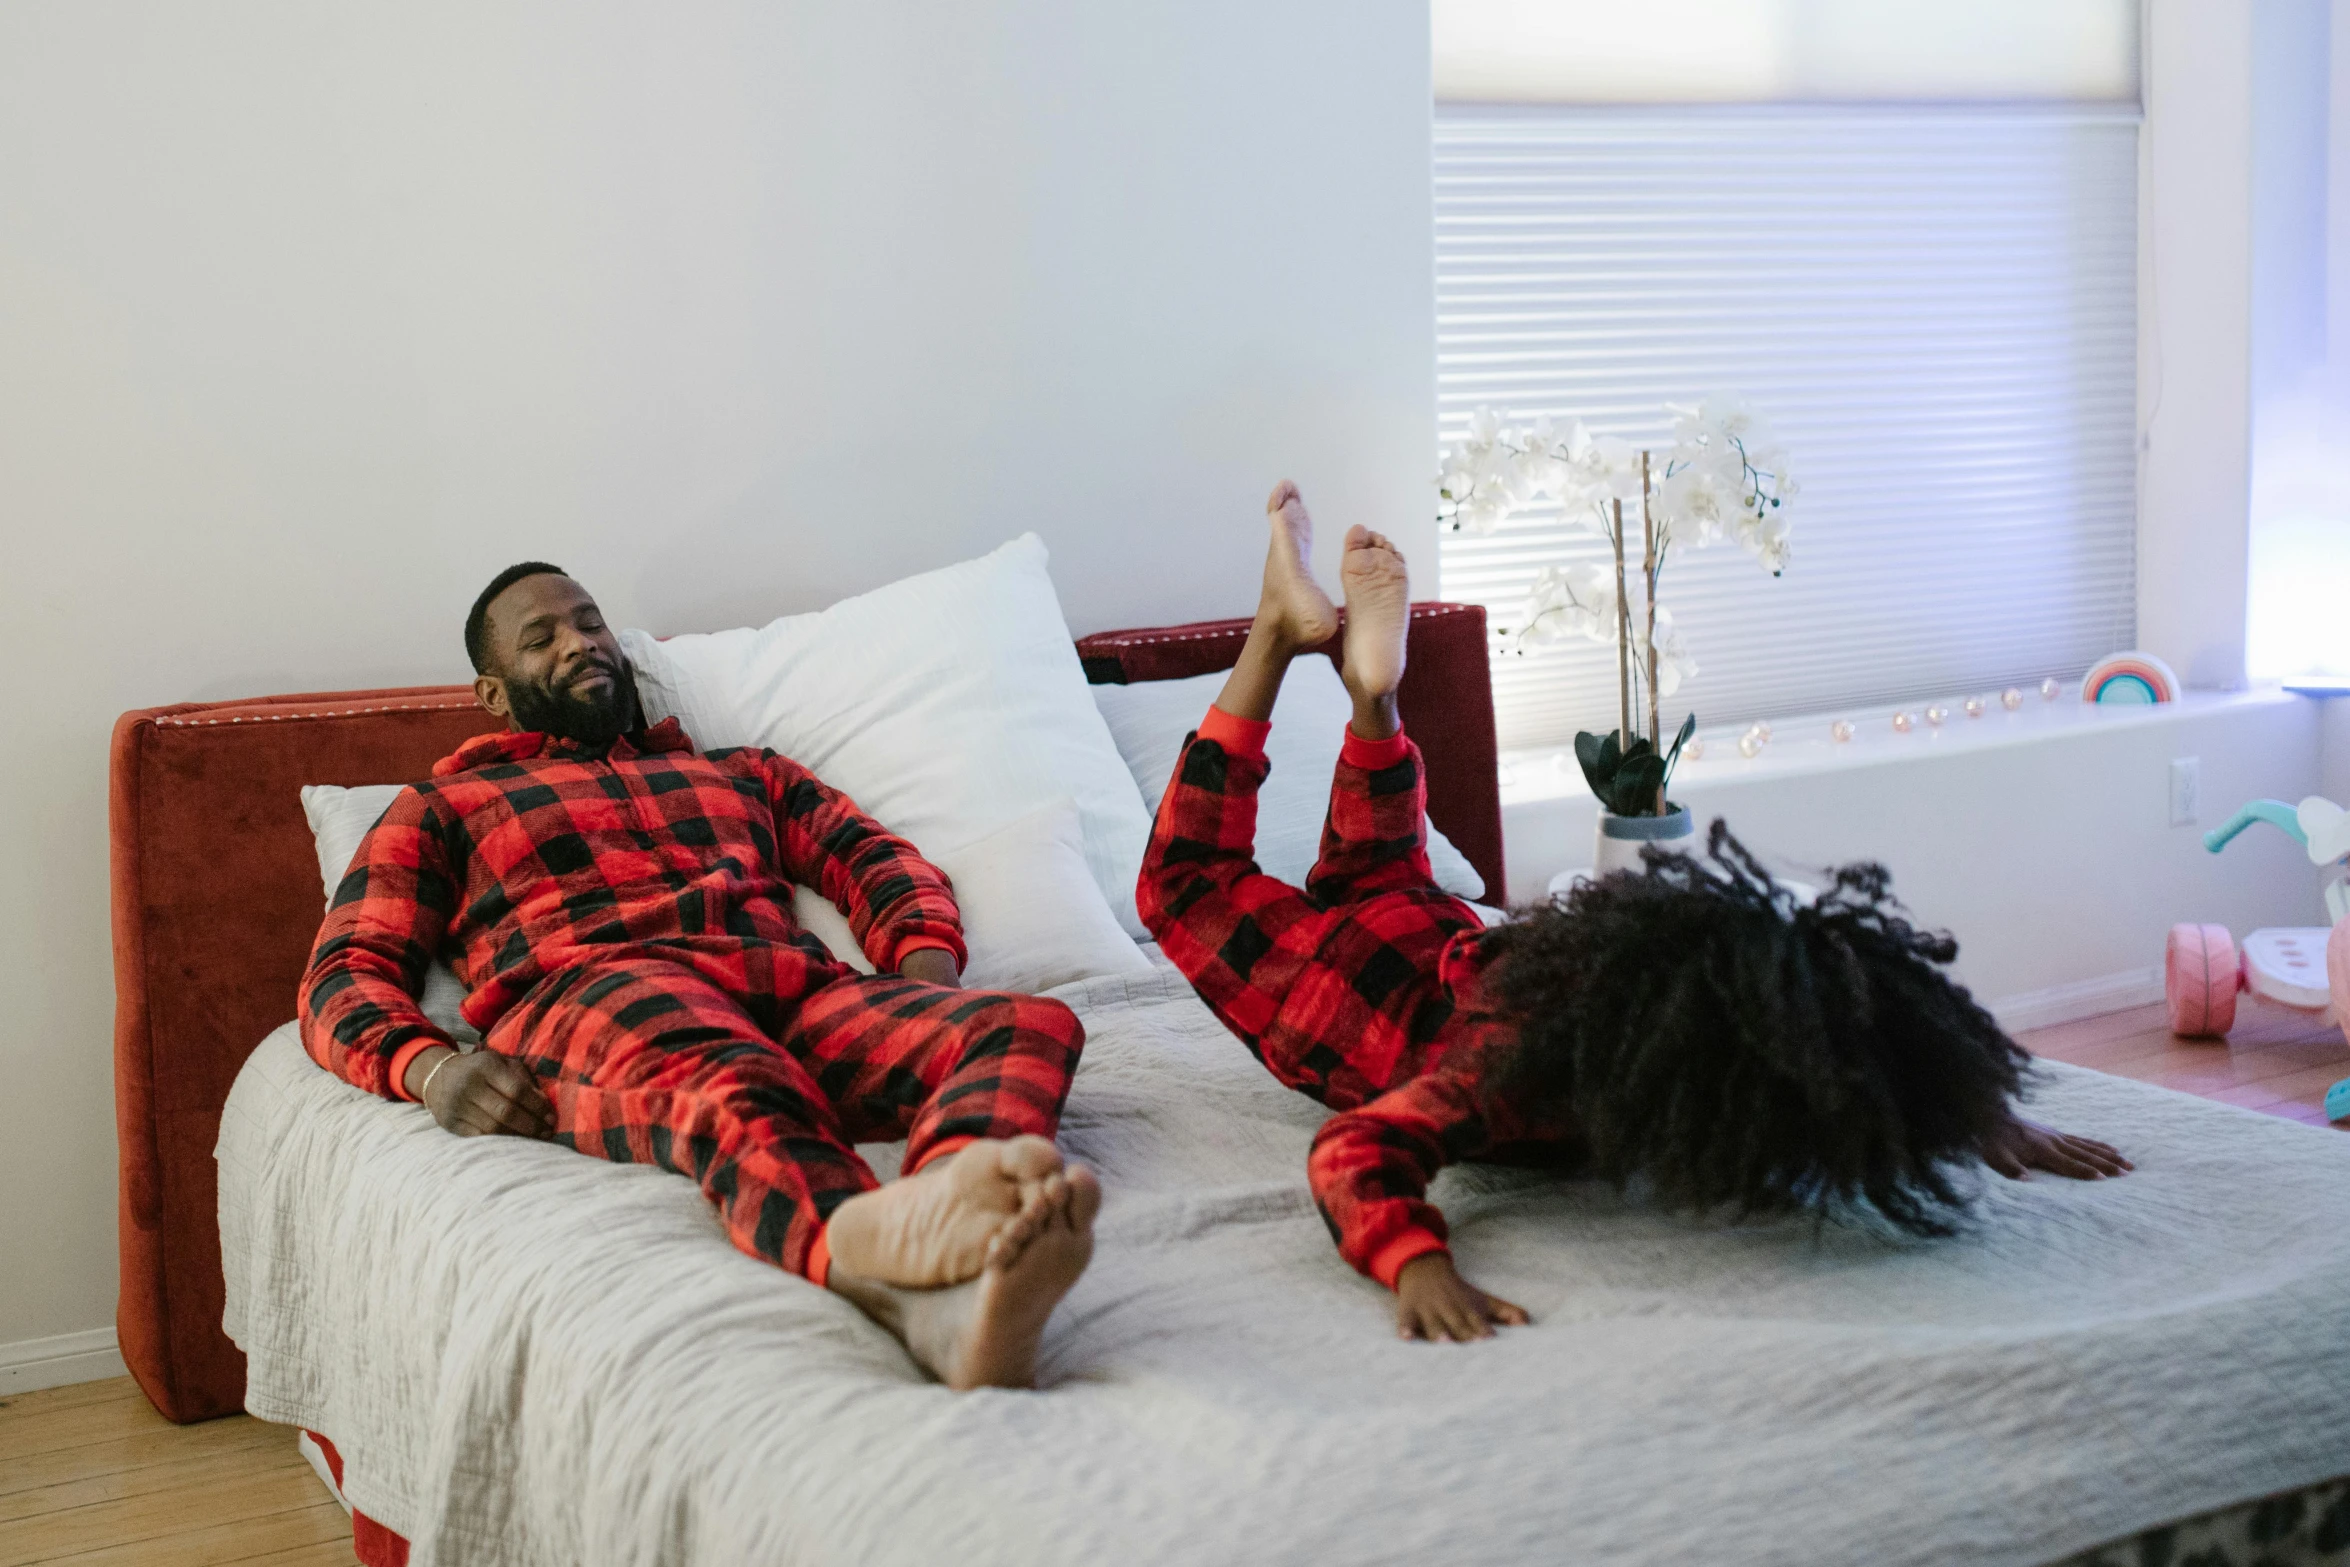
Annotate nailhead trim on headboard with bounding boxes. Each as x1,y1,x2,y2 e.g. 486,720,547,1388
153,701,479,728
1079,602,1471,650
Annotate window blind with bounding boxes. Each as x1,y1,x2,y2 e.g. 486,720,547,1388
1434,104,2140,752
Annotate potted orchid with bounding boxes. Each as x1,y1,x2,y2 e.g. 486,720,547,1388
1437,396,1795,873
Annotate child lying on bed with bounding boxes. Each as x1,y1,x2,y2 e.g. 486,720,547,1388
1137,482,2132,1343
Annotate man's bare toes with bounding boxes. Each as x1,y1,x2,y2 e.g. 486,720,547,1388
945,1174,1098,1391
1064,1165,1102,1229
825,1136,1062,1289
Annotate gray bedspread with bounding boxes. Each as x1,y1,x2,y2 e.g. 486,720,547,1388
218,966,2350,1566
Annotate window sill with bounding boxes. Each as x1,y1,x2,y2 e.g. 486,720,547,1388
1499,685,2304,807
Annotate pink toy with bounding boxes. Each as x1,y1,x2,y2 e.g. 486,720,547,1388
2165,797,2350,1122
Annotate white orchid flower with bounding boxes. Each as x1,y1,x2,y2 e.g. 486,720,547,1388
1585,434,1644,501
1739,511,1792,574
1519,561,1619,646
1466,406,1504,446
1698,393,1757,440
1648,607,1699,696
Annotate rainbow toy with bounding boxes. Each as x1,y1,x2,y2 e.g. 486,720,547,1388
2080,650,2180,704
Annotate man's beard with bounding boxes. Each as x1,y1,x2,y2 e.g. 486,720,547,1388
504,658,642,749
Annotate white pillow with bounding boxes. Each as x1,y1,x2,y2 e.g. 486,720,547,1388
929,798,1155,993
299,784,480,1044
621,535,1157,938
789,885,876,973
1090,656,1489,902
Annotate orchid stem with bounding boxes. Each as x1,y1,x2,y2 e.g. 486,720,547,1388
1611,497,1633,757
1642,449,1662,814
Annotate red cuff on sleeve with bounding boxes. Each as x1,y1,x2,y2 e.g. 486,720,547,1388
1366,1228,1451,1291
1340,723,1410,770
806,1223,833,1288
1196,706,1272,761
892,935,960,971
386,1038,443,1103
907,1135,976,1176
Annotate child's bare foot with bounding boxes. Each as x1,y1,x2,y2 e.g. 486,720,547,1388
1259,480,1339,652
822,1135,1064,1288
1339,524,1410,705
1393,1251,1528,1343
829,1164,1102,1390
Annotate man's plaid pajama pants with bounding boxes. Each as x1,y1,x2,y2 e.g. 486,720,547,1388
488,945,1085,1282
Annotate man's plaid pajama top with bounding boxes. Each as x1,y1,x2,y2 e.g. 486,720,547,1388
299,717,1084,1283
1138,707,1574,1291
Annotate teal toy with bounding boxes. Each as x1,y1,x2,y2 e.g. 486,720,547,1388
2166,796,2350,1123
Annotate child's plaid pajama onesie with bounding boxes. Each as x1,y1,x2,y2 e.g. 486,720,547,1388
300,717,1084,1283
1138,707,1574,1289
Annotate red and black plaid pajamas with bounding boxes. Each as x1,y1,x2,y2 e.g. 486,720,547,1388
300,718,1084,1282
1138,707,1569,1290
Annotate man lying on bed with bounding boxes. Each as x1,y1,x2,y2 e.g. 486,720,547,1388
299,562,1099,1391
1138,483,2134,1343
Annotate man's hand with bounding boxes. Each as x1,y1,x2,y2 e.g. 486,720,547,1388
1984,1115,2132,1181
1394,1251,1529,1342
899,947,962,990
403,1045,554,1139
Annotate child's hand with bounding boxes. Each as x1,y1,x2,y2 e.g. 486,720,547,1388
1394,1252,1529,1342
1985,1115,2132,1180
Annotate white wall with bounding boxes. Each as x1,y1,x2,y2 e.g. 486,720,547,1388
1502,696,2325,1022
0,2,1436,1354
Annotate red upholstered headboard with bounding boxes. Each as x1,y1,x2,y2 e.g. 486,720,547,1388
1074,602,1504,904
109,603,1502,1422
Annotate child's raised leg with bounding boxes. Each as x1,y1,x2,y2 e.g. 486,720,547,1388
1211,479,1341,725
1303,525,1457,907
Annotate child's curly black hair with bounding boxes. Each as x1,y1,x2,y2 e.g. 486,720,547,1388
1484,819,2028,1236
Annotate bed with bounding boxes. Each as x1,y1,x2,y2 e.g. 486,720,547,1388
112,602,2350,1566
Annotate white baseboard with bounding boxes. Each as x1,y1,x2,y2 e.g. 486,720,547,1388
0,1327,128,1395
1988,966,2167,1035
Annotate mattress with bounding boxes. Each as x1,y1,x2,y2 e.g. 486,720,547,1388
218,966,2350,1567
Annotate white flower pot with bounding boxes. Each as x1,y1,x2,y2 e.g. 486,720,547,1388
1593,807,1695,875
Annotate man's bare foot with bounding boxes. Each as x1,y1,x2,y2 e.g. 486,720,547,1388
1259,480,1339,652
1339,524,1410,705
822,1135,1064,1289
829,1165,1102,1391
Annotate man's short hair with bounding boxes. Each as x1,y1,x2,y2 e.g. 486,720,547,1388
465,562,570,675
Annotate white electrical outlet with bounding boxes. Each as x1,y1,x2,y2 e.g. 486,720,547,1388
2170,756,2200,826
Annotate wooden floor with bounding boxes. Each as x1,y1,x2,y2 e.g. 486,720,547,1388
2019,998,2350,1130
2,1003,2340,1566
0,1378,353,1566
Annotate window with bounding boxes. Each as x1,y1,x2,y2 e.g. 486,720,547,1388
1431,4,2142,751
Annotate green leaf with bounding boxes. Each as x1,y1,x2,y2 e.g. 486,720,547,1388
1660,711,1696,790
1572,730,1611,797
1611,752,1667,816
